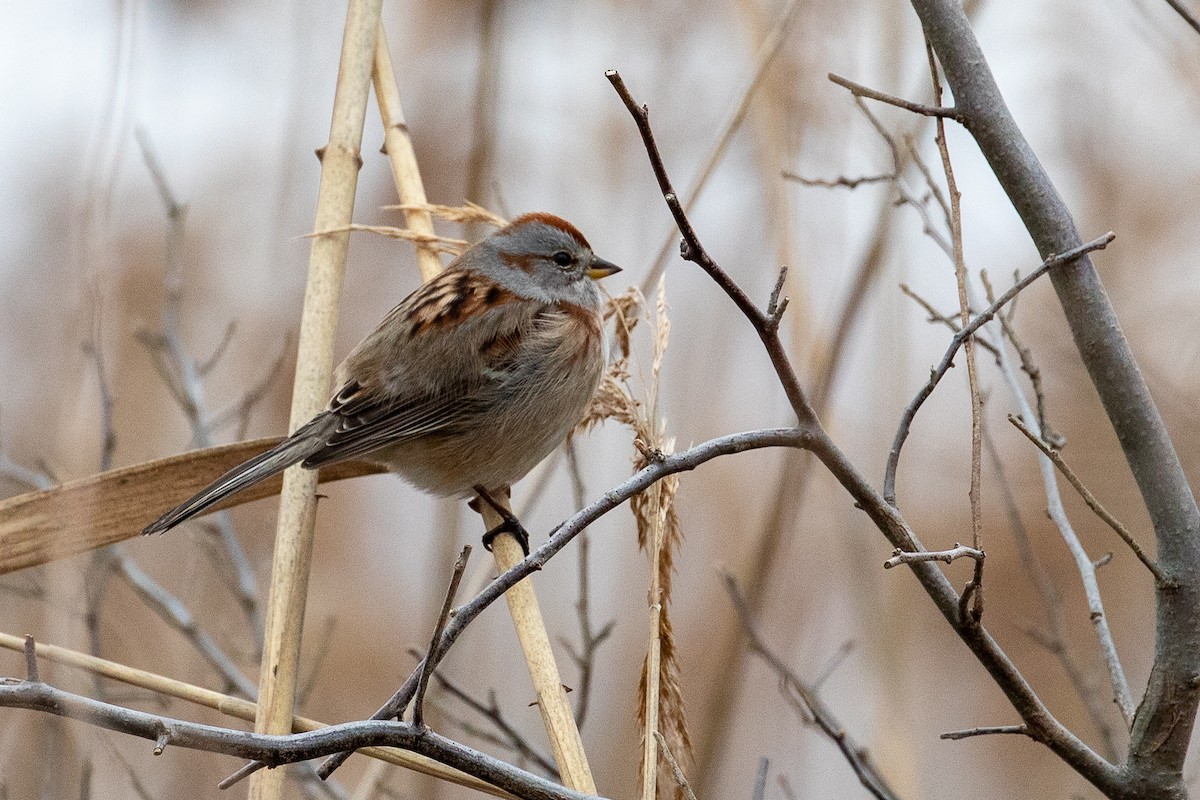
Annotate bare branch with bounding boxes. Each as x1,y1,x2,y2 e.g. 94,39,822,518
0,679,595,800
911,1,1200,782
1009,415,1166,584
828,72,962,121
723,573,900,800
653,732,699,800
884,544,984,570
314,426,808,779
781,171,894,190
883,232,1116,504
941,725,1030,741
925,41,985,621
413,546,471,729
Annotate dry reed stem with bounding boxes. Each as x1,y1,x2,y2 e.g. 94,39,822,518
477,499,597,794
0,632,511,798
372,26,443,282
582,287,690,799
370,19,594,793
250,2,382,798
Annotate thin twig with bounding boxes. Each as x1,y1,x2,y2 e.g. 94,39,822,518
606,70,817,425
980,271,1062,448
1008,415,1166,584
926,41,984,621
653,732,699,800
424,669,558,779
883,544,984,569
561,440,614,730
781,171,894,190
828,72,963,122
898,284,999,358
983,422,1121,760
24,634,39,682
883,232,1116,504
413,546,471,729
722,574,900,800
940,725,1030,741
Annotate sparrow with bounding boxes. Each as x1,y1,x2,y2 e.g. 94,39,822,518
144,212,621,547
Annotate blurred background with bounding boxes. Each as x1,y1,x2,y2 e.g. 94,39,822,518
2,0,1200,797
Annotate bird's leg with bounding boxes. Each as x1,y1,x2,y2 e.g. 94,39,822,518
471,485,530,556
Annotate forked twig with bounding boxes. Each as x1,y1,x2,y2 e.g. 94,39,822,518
883,232,1116,504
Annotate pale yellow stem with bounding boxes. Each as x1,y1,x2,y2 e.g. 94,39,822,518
372,25,443,282
251,2,382,798
640,492,665,800
478,499,597,794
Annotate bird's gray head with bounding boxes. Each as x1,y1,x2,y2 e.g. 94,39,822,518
470,213,621,306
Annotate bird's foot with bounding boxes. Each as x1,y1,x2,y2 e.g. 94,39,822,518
472,485,530,556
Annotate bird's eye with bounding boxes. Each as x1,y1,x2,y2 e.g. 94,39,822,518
552,251,573,267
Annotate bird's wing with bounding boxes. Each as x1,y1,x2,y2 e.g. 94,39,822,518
301,288,544,468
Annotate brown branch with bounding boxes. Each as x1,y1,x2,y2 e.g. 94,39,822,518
413,546,471,729
609,69,1124,797
927,41,984,621
1008,415,1166,584
605,69,818,427
828,72,963,122
781,171,894,190
722,574,901,800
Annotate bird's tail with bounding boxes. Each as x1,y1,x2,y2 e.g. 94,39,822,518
143,414,335,535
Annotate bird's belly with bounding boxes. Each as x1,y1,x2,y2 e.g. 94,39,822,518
369,358,602,497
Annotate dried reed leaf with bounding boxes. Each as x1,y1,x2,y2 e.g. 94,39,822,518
306,224,468,255
0,441,385,576
384,201,508,229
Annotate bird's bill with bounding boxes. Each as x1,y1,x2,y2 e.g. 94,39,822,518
587,257,622,280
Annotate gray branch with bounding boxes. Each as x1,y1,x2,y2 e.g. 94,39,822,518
910,1,1200,793
0,678,598,800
